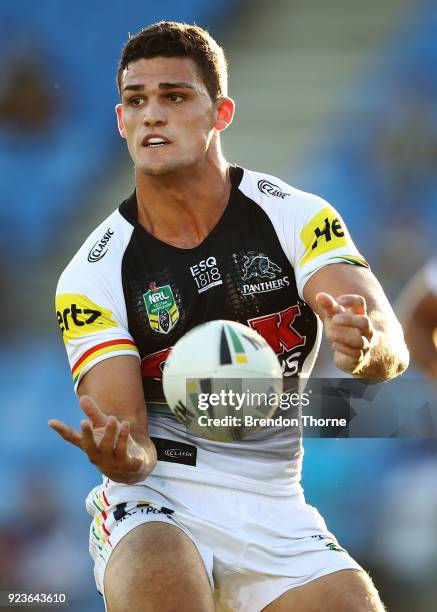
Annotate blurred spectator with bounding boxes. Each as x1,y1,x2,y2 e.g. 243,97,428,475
12,472,96,609
375,80,437,219
396,256,437,379
0,50,57,132
365,79,437,295
0,524,22,591
371,454,437,612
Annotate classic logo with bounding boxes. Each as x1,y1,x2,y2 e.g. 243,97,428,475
240,253,290,295
299,207,347,267
258,180,290,199
151,437,197,466
55,293,117,345
87,228,114,262
143,283,179,334
164,448,195,458
190,256,222,293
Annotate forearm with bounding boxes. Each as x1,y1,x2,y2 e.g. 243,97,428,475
77,358,158,484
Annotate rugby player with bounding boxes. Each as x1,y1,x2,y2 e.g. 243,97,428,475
398,257,437,378
49,22,409,611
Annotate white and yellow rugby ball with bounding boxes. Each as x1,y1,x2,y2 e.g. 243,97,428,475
162,320,282,441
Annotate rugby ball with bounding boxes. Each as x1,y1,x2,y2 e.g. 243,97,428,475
162,320,283,441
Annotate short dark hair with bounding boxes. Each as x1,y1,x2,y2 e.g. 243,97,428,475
117,21,228,101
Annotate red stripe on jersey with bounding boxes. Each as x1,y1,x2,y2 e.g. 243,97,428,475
72,339,136,375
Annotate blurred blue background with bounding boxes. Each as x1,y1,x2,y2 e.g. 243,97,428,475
1,1,436,610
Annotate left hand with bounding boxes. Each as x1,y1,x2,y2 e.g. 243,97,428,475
315,292,374,374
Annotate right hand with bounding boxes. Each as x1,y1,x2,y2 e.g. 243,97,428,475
48,395,154,483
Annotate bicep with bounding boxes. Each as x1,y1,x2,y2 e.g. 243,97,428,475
78,355,147,424
303,263,397,327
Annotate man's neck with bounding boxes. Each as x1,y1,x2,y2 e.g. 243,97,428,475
135,156,231,249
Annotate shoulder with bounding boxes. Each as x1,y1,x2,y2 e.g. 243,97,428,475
238,167,333,220
57,206,134,293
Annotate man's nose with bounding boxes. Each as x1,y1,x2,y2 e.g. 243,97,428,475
142,99,166,126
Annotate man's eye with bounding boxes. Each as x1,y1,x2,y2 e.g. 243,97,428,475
168,93,184,102
129,97,143,107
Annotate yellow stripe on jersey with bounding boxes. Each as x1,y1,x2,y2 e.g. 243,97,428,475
56,294,118,345
299,207,348,267
72,339,139,384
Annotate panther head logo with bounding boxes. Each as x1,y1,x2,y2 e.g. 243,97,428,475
242,254,282,281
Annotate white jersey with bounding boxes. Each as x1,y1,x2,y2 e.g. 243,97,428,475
56,166,368,495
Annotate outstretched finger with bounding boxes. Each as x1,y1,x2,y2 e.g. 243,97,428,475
114,421,130,459
79,395,107,429
331,313,373,338
332,342,364,359
334,351,359,374
337,295,366,315
98,416,118,453
315,292,344,320
48,419,83,449
81,419,99,459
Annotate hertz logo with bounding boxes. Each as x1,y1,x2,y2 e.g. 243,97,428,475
55,294,118,344
311,216,344,250
299,207,348,267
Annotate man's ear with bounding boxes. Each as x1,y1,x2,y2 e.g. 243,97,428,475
214,97,235,132
115,104,127,139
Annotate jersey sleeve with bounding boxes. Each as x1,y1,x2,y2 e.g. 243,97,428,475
290,192,369,299
238,170,369,301
55,216,139,393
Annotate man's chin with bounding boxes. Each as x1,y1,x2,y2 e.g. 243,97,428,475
137,162,183,177
136,155,197,178
138,167,169,177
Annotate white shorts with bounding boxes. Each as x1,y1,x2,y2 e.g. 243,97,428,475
86,474,362,611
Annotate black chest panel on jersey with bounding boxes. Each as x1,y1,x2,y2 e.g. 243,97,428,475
119,166,318,402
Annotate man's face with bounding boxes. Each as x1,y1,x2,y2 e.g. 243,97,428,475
116,56,224,176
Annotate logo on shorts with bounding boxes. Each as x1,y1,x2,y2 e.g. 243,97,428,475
164,449,195,458
310,535,345,553
258,180,290,199
325,542,345,552
87,228,114,262
143,283,180,334
113,502,174,523
151,437,197,466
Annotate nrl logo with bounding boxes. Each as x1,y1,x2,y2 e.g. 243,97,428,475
257,180,290,199
143,282,179,334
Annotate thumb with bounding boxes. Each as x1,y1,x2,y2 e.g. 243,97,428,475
315,292,344,320
79,394,108,428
